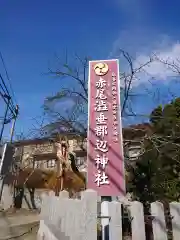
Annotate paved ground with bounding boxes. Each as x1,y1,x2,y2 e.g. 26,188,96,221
0,208,40,240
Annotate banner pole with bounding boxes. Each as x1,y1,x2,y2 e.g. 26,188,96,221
101,196,111,240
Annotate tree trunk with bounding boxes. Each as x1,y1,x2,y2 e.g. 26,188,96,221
14,187,24,209
28,188,36,209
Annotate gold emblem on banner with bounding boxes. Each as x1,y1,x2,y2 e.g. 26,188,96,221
94,62,109,76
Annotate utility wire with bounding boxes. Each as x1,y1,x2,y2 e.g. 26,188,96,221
0,74,17,120
0,52,17,115
0,51,17,105
0,74,16,112
0,73,15,101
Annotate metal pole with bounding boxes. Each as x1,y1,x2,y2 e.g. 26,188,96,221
0,143,7,201
0,94,11,143
0,104,18,203
0,95,11,201
10,105,19,143
101,196,112,240
0,181,3,202
10,105,19,206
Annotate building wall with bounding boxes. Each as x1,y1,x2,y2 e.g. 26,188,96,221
13,127,148,174
14,138,87,171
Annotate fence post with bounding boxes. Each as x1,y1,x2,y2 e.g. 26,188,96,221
58,190,69,234
37,193,49,240
151,201,168,240
48,192,57,225
49,190,71,240
170,202,180,240
61,198,78,240
101,200,110,240
81,190,98,240
130,201,146,240
108,201,122,240
59,190,69,198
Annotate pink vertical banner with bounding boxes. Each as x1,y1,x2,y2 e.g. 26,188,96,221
87,59,126,196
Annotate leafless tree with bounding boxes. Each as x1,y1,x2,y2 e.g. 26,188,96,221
43,50,154,140
11,115,50,209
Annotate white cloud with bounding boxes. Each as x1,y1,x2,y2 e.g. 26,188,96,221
109,30,180,87
133,42,180,85
109,29,168,59
109,0,180,87
113,0,146,19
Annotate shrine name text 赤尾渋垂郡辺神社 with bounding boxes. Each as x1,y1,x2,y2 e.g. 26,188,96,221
87,60,126,196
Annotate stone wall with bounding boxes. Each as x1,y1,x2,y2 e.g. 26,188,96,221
0,182,50,210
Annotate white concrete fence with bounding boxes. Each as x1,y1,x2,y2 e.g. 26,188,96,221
38,189,180,240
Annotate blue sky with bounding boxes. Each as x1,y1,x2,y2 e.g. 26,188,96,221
1,0,180,139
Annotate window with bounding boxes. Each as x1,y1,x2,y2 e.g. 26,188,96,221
76,156,86,166
47,159,56,168
76,157,82,166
